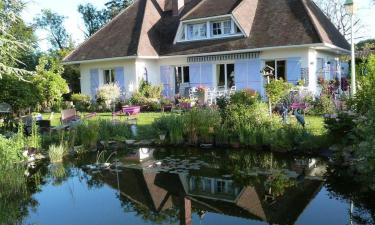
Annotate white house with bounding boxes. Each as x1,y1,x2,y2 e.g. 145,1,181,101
63,0,350,99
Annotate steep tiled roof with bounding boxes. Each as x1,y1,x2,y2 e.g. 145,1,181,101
63,0,350,63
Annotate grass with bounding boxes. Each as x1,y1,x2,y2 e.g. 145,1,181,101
48,144,66,163
39,111,326,141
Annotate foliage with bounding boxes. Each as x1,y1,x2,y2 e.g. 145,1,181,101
96,83,121,110
97,119,132,144
264,172,295,197
33,56,69,110
48,144,66,163
34,9,72,50
0,123,26,167
78,3,108,38
129,80,162,111
153,114,184,145
265,79,293,106
105,0,133,19
230,89,259,106
138,80,162,99
72,93,91,111
0,74,40,113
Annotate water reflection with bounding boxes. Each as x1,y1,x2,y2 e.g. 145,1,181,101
1,148,374,225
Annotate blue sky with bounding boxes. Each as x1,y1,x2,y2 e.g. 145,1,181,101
21,0,375,51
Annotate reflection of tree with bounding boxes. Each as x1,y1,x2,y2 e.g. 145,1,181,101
0,166,40,225
325,165,375,225
264,172,296,197
118,195,179,225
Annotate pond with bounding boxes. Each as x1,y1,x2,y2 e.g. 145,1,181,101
1,148,374,225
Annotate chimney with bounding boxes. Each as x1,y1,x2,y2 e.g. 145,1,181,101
172,0,184,16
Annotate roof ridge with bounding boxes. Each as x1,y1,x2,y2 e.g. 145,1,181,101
300,0,324,44
63,0,139,62
180,0,206,20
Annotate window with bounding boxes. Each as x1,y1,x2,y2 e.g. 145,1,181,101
265,60,286,80
175,66,190,84
216,180,226,193
187,23,206,40
104,69,115,84
211,20,231,37
217,64,235,89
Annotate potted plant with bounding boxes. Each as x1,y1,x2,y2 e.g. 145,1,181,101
179,98,193,109
152,118,169,141
160,98,173,112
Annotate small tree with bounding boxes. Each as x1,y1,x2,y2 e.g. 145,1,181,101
265,79,293,109
96,83,121,111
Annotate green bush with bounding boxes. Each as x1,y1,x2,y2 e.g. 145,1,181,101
265,79,293,106
230,89,259,106
139,80,162,99
48,144,66,163
72,93,91,111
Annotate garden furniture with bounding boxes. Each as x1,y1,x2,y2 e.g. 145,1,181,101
122,106,141,116
60,108,81,125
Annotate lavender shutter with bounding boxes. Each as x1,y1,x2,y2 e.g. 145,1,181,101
189,64,201,87
160,66,173,97
200,64,214,88
287,57,301,85
115,67,125,92
90,69,99,99
235,60,248,90
247,59,263,95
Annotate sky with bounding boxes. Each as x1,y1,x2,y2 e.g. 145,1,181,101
21,0,375,51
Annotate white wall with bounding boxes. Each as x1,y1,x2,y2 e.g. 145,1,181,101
79,59,136,99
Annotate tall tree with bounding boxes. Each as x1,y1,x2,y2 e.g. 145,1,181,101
34,9,71,51
0,0,34,79
78,3,108,38
105,0,133,19
314,0,364,41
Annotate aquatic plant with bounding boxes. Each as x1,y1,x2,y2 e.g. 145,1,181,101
48,144,66,163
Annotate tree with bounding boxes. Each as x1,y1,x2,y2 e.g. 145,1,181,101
0,0,34,79
314,0,364,41
34,9,72,51
34,55,69,110
78,3,108,38
105,0,133,19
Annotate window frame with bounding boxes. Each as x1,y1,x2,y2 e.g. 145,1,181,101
265,59,287,80
217,63,235,90
175,66,190,84
103,69,116,84
187,23,207,40
211,20,232,37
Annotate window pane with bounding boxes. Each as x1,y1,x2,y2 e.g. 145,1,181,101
183,66,190,83
277,60,286,80
104,70,110,84
223,20,231,34
111,69,115,83
227,64,235,88
199,23,206,37
217,64,225,87
212,22,222,36
175,67,182,83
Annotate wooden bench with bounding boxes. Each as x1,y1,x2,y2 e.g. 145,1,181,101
61,109,80,125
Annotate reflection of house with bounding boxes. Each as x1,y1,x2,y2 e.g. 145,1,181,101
93,164,323,225
124,148,155,162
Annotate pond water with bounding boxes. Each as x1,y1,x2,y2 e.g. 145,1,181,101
2,148,375,225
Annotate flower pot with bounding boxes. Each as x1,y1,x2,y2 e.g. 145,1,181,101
159,134,166,141
163,105,173,112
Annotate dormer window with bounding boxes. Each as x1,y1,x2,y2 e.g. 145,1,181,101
212,20,232,37
176,16,244,43
187,23,207,40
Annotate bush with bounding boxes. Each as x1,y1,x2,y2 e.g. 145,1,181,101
72,93,91,111
139,80,162,99
265,79,293,106
96,83,121,111
230,89,259,106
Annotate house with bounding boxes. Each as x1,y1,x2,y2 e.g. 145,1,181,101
63,0,350,99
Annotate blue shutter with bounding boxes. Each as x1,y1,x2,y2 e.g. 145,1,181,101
90,69,99,99
189,64,201,87
247,59,263,95
115,67,125,92
200,64,214,88
160,66,173,97
235,60,248,90
287,57,302,85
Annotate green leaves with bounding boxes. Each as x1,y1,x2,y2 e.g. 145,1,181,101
265,79,293,106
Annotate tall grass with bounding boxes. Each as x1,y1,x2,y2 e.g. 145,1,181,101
48,144,66,163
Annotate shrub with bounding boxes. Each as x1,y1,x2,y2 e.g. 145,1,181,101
139,80,162,99
72,93,91,111
230,89,259,106
96,83,121,111
265,79,293,106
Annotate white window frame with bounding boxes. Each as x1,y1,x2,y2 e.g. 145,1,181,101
265,59,287,80
103,69,116,84
175,66,190,84
187,23,207,40
217,63,235,90
211,20,232,37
